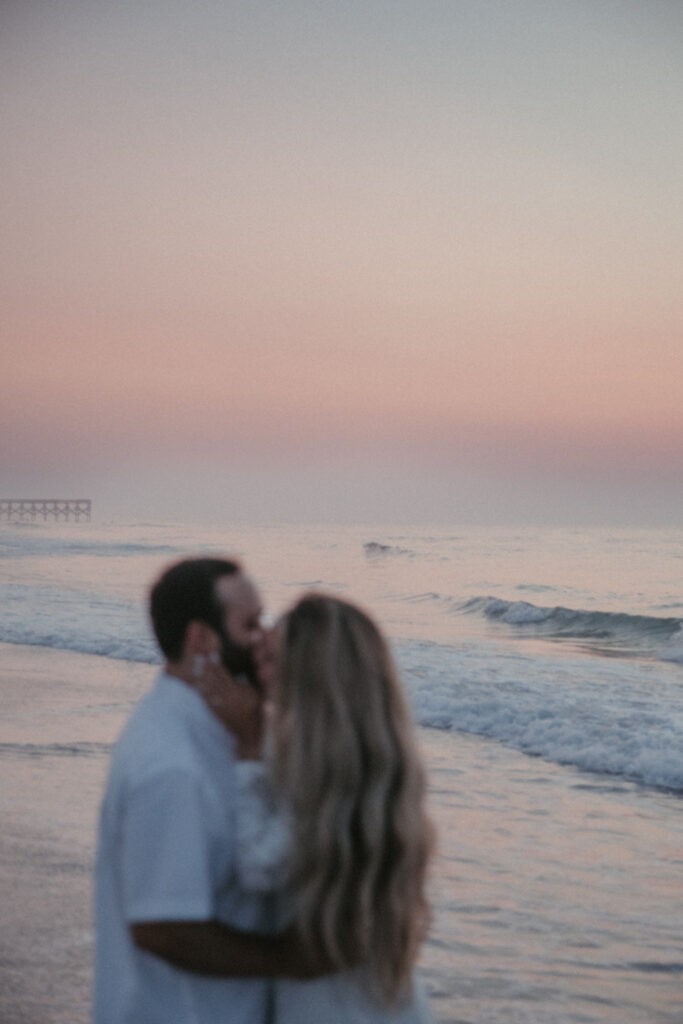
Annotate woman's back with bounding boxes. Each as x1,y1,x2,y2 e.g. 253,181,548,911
269,593,435,1019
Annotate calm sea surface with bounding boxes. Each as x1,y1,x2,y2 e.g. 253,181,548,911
1,519,682,1022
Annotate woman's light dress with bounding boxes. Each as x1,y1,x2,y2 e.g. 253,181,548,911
235,761,435,1024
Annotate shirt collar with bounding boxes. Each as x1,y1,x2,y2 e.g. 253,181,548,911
156,669,237,754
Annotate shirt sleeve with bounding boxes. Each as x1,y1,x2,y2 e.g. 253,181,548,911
121,768,225,923
234,761,292,893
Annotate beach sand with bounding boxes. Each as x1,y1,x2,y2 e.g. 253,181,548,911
0,645,146,1024
1,644,681,1024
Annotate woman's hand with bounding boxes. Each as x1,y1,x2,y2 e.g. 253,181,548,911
197,655,263,759
253,625,280,698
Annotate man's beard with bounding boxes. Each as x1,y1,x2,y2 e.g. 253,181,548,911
217,627,258,687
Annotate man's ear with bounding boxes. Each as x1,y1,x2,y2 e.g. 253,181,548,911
184,620,219,656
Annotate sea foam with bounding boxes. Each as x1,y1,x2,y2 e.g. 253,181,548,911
396,638,683,792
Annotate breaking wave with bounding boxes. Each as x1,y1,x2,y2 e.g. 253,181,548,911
363,541,415,557
460,597,683,662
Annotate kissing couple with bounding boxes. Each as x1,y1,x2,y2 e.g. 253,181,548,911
94,557,435,1023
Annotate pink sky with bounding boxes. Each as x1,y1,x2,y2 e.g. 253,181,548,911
2,1,682,523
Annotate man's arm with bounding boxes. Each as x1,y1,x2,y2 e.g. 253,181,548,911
131,920,330,979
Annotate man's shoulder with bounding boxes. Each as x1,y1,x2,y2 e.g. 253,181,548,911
117,673,186,746
110,672,236,788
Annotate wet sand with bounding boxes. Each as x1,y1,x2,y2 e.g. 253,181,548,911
1,644,681,1024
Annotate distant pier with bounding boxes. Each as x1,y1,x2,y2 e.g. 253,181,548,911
0,499,92,523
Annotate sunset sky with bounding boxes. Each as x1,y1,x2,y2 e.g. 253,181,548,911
2,0,682,524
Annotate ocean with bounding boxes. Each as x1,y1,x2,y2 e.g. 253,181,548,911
1,518,682,1023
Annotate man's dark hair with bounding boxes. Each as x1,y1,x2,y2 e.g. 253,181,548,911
149,557,241,661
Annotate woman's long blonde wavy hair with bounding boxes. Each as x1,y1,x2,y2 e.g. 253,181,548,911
272,593,433,1005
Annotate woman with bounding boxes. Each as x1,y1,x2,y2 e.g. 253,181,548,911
211,593,435,1021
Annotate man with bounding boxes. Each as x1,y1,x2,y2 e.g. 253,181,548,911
94,557,317,1024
